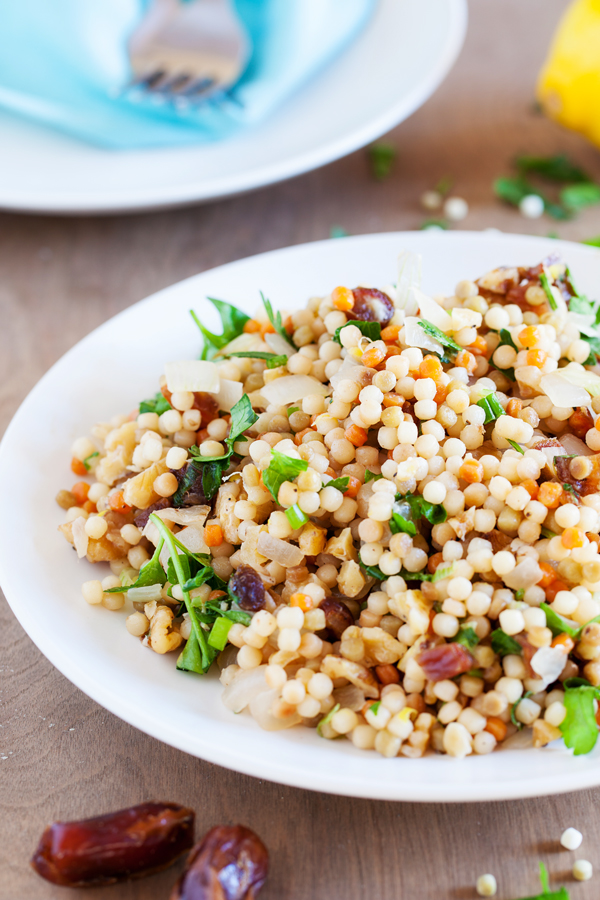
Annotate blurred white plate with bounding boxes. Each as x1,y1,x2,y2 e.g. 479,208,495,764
0,0,466,214
5,231,599,802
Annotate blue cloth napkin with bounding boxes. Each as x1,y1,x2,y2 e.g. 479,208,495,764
0,0,375,149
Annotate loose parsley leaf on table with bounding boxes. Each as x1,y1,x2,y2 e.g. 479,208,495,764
262,449,308,502
191,297,250,360
561,182,600,212
139,392,172,415
516,154,591,183
332,320,381,345
368,142,396,181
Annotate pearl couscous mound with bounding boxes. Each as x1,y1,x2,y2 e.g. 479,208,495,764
57,252,600,759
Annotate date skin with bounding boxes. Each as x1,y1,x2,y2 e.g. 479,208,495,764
170,825,269,900
31,802,195,887
417,642,474,682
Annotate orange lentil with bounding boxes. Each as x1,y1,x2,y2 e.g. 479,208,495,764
204,523,223,547
294,427,314,446
546,579,569,603
459,459,484,484
427,552,444,574
209,590,227,602
382,393,404,408
261,321,276,337
521,479,539,499
485,717,507,742
538,482,562,508
519,325,541,348
375,664,401,685
71,482,90,505
434,383,449,405
526,349,548,368
383,345,402,362
454,350,477,374
467,334,489,357
506,398,522,417
331,286,354,312
284,315,295,335
71,457,88,477
243,319,261,334
82,500,97,514
361,344,386,368
324,467,338,479
108,490,132,514
196,428,209,443
538,562,558,588
344,476,361,498
561,527,585,549
419,355,444,381
381,324,402,342
552,633,575,653
290,592,314,612
345,424,368,447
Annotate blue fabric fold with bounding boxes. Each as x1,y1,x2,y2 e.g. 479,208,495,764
0,0,375,149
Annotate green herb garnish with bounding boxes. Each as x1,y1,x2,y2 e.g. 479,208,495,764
507,439,525,454
540,602,600,640
517,154,591,183
139,391,172,416
105,538,167,593
368,143,396,181
399,564,455,584
261,292,296,350
332,319,381,345
364,470,383,483
477,391,505,424
83,451,99,471
285,503,309,530
317,703,341,737
561,182,600,212
454,626,479,650
390,492,448,537
191,298,250,360
358,555,385,581
262,449,308,503
417,320,462,355
511,690,533,729
540,527,557,539
324,476,350,492
330,225,349,239
560,683,600,755
539,270,558,311
491,629,522,657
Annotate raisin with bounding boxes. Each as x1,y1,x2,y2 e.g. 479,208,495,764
229,565,265,612
170,825,269,900
351,287,395,327
417,642,474,682
171,461,208,508
31,802,194,887
134,497,172,528
318,598,355,641
193,392,220,427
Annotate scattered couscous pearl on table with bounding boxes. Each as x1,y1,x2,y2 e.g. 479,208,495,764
55,251,600,760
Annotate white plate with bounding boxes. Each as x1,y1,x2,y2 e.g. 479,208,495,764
3,231,600,803
0,0,466,214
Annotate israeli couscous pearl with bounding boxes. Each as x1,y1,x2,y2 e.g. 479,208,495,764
561,828,583,850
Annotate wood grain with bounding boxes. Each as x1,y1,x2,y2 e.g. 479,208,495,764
2,1,600,897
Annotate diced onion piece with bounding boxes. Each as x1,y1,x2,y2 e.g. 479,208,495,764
500,729,534,751
217,332,264,356
221,665,270,713
503,557,542,590
332,683,365,711
164,360,219,394
72,516,89,559
154,505,210,527
403,317,444,354
159,525,209,570
530,646,568,688
257,531,305,567
330,356,375,391
265,331,295,356
559,433,594,457
397,250,422,314
261,374,328,406
215,378,243,412
567,311,597,337
249,688,302,731
128,584,163,603
540,371,590,408
416,288,452,331
561,362,600,397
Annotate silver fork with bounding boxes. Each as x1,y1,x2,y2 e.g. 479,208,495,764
127,0,250,106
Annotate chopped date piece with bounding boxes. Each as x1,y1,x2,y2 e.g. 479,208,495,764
555,453,600,496
134,497,172,529
229,565,265,612
417,642,474,682
350,287,395,327
318,597,355,641
569,407,594,440
170,824,269,900
31,801,195,887
193,392,220,427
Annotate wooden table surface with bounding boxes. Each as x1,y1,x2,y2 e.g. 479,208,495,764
3,1,600,897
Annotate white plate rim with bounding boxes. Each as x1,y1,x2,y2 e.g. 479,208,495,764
0,0,467,214
4,230,600,803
